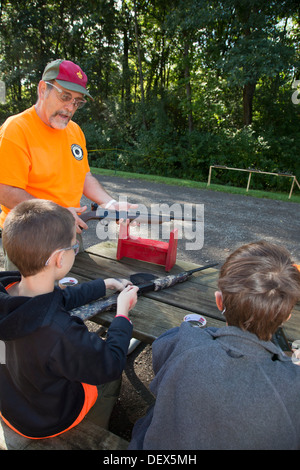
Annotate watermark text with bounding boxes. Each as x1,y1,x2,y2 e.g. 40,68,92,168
95,199,204,251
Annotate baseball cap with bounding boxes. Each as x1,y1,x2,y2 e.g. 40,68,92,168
42,59,93,99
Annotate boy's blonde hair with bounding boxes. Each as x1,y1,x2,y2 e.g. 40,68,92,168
218,241,300,341
3,200,75,277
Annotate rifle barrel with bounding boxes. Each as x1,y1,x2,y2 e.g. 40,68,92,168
80,209,198,224
186,263,219,275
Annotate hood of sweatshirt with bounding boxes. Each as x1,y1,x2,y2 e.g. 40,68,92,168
0,271,64,341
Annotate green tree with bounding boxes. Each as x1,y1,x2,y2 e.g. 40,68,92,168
0,0,299,187
209,0,297,125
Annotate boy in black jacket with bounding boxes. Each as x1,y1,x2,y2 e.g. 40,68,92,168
0,199,138,439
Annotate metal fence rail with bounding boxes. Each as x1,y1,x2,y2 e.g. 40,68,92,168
207,165,300,199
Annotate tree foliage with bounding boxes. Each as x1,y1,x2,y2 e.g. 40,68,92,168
0,0,299,191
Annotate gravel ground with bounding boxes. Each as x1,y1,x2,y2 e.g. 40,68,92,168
0,174,299,441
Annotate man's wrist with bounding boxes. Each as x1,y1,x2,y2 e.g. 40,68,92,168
105,199,117,209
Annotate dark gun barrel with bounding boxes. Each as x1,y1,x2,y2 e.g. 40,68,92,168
80,204,198,225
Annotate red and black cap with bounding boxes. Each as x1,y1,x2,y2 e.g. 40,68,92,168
42,59,93,99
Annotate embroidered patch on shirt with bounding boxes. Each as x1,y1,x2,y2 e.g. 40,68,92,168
71,144,83,160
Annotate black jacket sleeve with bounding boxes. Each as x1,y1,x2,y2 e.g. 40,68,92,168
60,278,106,311
47,314,133,385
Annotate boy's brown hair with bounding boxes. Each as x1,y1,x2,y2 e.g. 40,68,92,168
2,199,75,277
218,241,300,341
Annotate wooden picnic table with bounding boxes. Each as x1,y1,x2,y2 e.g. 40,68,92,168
69,242,300,345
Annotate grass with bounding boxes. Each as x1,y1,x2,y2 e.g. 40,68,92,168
90,167,300,204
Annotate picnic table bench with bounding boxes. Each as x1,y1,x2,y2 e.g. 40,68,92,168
0,417,128,450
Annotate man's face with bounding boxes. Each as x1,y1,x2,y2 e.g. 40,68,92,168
38,81,85,130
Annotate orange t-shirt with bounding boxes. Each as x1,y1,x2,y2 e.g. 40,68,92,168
0,106,90,227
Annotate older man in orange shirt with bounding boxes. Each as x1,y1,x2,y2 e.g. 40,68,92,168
0,59,134,269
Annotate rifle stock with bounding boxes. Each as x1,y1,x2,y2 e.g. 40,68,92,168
69,263,291,355
136,264,219,292
70,263,218,322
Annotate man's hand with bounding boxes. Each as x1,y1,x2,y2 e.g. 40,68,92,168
67,205,88,233
106,200,139,224
108,200,138,212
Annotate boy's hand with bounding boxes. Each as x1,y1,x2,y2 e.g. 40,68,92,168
116,285,139,317
104,278,132,291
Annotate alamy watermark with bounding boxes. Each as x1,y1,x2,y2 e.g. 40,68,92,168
0,80,5,105
0,340,5,364
292,340,300,365
292,79,300,105
95,198,204,251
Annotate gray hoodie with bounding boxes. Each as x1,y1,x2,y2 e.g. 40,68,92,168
129,322,300,450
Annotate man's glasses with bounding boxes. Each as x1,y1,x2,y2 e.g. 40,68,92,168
45,82,87,109
45,243,80,266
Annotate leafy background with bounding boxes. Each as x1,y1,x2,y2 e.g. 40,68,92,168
0,0,300,192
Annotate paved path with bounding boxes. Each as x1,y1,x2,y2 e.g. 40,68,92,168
81,174,300,267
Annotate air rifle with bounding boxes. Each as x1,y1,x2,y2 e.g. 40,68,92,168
80,203,198,225
69,264,293,355
70,263,218,322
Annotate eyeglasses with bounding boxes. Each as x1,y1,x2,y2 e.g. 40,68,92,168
45,243,80,266
44,81,87,109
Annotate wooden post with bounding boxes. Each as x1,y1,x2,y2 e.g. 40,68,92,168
246,172,252,192
207,166,212,186
289,177,296,199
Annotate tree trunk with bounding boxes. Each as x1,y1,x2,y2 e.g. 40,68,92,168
236,4,256,126
133,0,147,129
243,82,256,126
121,1,131,108
183,41,194,133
